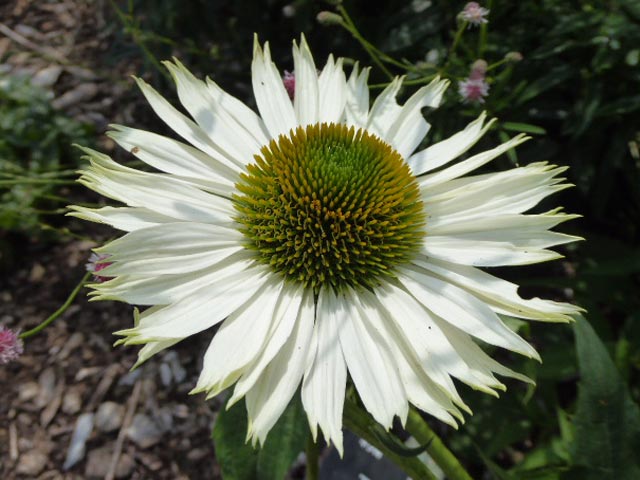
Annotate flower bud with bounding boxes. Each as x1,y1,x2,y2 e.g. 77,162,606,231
505,51,524,62
316,11,344,26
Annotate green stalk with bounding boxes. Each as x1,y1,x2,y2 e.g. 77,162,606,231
406,408,473,480
336,6,394,80
478,0,493,57
0,178,77,186
19,271,91,339
343,400,438,480
441,22,468,74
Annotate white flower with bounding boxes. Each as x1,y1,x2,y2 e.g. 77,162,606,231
70,35,581,454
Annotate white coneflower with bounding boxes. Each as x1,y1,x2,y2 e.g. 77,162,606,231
70,35,581,453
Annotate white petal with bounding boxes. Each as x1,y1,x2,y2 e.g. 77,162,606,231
67,206,177,231
302,286,347,455
193,276,285,396
385,77,449,158
292,35,319,126
135,77,243,172
426,215,580,251
229,282,305,404
382,283,505,396
344,62,370,128
243,288,315,445
423,163,571,222
108,124,238,191
77,147,235,225
366,76,404,138
431,318,533,388
164,60,262,163
408,112,494,175
132,337,182,369
398,266,540,359
317,54,347,123
252,37,297,139
205,78,270,147
92,252,257,305
412,256,581,322
419,134,530,189
338,288,407,429
374,283,468,409
115,264,272,341
392,348,462,426
96,222,243,276
420,235,563,266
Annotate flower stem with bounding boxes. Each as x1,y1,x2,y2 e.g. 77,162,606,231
343,400,438,480
405,408,473,480
478,0,492,57
336,5,394,80
0,178,77,186
441,22,467,75
19,271,91,339
306,432,319,480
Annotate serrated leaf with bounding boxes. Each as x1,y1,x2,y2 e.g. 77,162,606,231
212,399,258,480
257,396,307,480
569,315,640,479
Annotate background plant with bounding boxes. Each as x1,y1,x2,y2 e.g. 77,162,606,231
0,75,93,267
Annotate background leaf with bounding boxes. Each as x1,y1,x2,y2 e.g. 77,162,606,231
568,315,640,479
257,396,307,480
212,396,307,480
211,399,258,480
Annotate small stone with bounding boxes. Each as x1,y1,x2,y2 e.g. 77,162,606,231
118,368,142,386
85,445,135,479
95,402,125,433
63,413,94,470
29,263,46,282
52,83,99,109
62,388,83,415
18,381,40,402
187,448,208,461
159,362,172,387
65,65,99,81
36,367,56,407
32,65,63,88
16,451,48,476
59,332,85,360
126,414,163,449
166,351,187,384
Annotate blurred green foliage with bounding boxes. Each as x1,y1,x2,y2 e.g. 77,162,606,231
0,75,92,235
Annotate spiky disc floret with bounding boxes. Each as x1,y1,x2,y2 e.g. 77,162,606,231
234,122,426,290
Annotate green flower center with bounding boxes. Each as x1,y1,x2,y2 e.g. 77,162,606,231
233,122,425,290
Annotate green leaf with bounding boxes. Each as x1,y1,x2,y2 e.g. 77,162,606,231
212,399,258,480
211,396,307,480
569,315,640,479
502,122,547,135
257,396,307,480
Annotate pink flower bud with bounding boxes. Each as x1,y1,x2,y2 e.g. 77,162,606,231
459,2,489,26
0,326,23,364
469,59,488,80
283,71,295,100
458,77,490,104
86,252,113,283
